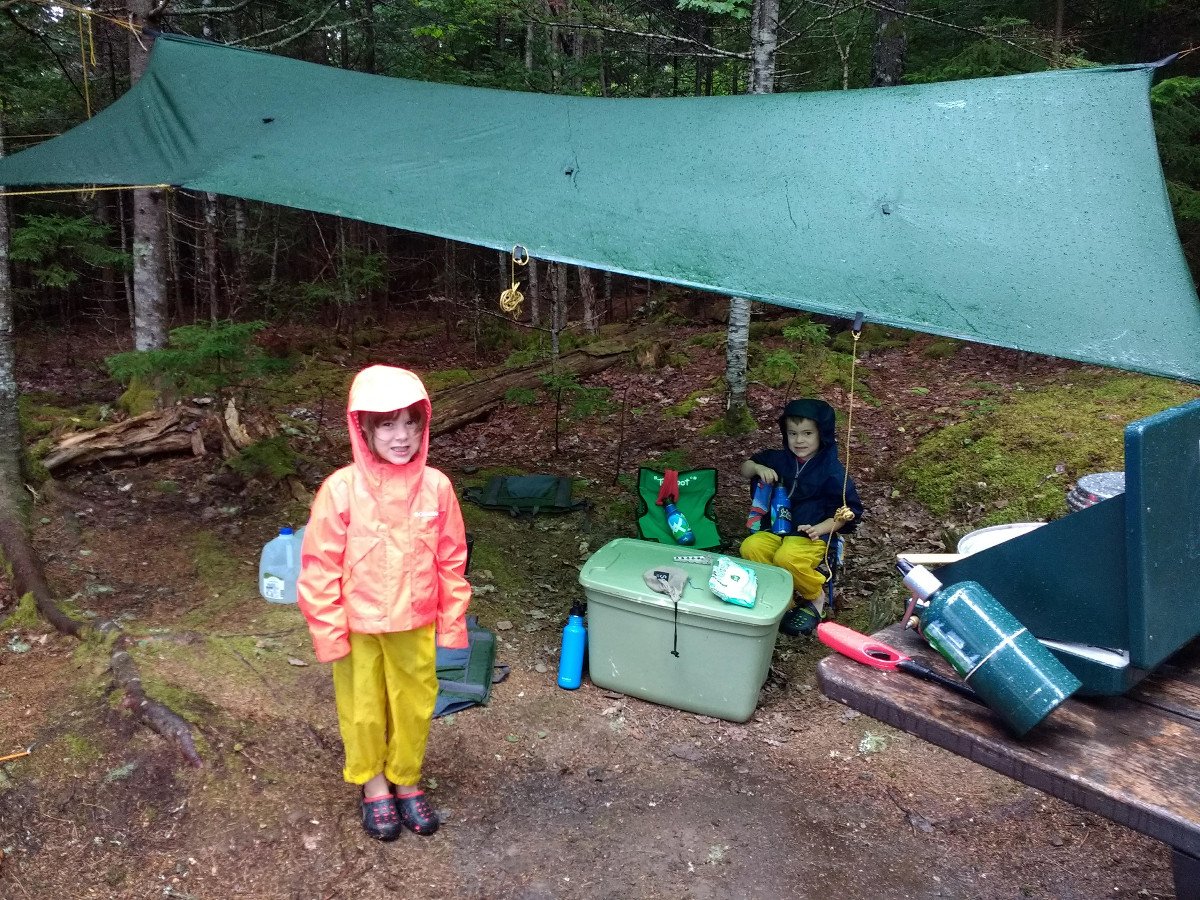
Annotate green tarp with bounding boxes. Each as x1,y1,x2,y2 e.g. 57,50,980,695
2,35,1198,382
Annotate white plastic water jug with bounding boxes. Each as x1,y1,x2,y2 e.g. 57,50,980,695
259,526,305,604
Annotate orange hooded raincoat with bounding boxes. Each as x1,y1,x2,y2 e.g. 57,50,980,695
297,366,471,663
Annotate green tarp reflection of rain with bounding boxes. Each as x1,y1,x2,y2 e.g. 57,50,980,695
2,35,1197,382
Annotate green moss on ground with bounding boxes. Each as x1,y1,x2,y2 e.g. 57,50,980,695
63,732,103,763
688,331,724,350
275,357,354,408
117,377,158,415
3,593,43,629
424,368,476,392
922,339,962,360
182,531,260,627
896,373,1197,525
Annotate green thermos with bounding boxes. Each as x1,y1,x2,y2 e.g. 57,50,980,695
898,561,1081,737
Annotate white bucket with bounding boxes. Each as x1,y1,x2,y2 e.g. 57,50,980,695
956,522,1045,556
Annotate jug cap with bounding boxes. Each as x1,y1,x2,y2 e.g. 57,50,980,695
279,526,294,535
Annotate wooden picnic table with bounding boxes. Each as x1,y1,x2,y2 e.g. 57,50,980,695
817,623,1200,899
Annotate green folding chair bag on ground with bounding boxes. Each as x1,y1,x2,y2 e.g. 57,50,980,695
636,467,721,550
434,616,508,718
462,474,588,517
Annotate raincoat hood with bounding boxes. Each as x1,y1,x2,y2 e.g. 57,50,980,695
778,398,838,457
347,365,432,478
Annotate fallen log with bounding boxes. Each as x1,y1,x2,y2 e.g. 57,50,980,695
42,406,207,473
431,333,640,436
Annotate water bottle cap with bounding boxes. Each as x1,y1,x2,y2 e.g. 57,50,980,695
279,526,294,535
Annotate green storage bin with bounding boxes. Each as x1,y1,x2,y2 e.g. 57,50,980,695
578,538,792,722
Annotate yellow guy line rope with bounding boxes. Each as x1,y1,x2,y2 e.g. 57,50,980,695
822,314,862,588
35,0,142,34
0,184,172,198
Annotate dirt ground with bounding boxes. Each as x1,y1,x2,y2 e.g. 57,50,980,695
0,321,1184,899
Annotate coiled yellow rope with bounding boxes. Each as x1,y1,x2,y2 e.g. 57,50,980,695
499,245,529,316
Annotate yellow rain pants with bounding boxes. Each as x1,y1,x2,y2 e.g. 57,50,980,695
331,625,438,786
740,532,829,604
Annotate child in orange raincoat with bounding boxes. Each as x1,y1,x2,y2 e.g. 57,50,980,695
297,365,472,842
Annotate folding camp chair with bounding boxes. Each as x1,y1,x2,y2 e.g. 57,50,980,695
635,467,721,551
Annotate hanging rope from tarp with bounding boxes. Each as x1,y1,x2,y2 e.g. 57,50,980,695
821,311,863,584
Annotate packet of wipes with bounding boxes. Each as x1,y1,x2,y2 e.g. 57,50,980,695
708,556,758,608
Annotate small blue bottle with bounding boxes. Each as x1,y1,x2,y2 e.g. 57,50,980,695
769,485,793,536
557,604,587,689
664,501,696,545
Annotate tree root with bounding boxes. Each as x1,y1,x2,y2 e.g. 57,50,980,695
0,515,203,768
108,631,204,768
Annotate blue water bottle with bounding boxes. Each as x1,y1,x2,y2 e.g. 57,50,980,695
663,501,696,545
769,485,793,535
557,603,587,689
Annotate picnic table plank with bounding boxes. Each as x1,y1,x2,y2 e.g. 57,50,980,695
817,624,1200,864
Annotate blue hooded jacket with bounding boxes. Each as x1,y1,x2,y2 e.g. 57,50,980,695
749,398,863,535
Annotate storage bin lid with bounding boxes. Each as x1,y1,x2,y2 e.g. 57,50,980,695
578,538,792,625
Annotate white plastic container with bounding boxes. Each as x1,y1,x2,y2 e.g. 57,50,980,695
259,526,305,604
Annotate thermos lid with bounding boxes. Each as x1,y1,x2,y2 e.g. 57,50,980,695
902,565,943,601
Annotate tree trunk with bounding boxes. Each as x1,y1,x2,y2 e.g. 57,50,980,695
362,0,377,74
0,110,23,494
747,0,779,94
528,258,541,327
870,0,908,87
550,262,566,363
579,265,597,335
725,0,778,428
129,0,168,349
232,199,248,315
203,193,220,323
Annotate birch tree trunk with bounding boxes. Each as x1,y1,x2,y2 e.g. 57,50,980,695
0,110,24,494
725,0,778,430
129,0,168,349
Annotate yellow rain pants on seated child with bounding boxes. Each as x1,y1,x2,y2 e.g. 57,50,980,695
332,625,439,787
740,532,829,604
